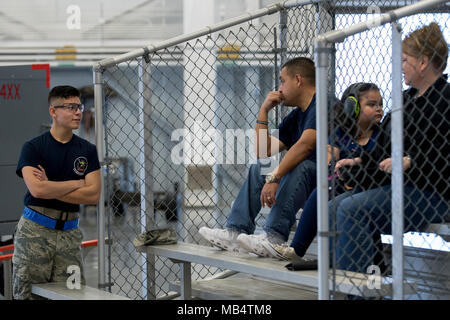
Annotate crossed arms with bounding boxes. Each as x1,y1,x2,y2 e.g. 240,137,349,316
22,165,101,205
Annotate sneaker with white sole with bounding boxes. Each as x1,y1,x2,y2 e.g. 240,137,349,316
236,233,283,257
262,242,297,261
262,242,317,269
198,226,241,252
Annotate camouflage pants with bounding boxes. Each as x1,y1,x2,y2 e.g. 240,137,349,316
12,216,85,300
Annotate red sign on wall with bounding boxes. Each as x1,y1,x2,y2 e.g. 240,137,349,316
0,83,20,100
32,64,50,88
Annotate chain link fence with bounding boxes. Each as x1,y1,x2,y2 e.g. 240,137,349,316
317,1,450,300
93,0,449,300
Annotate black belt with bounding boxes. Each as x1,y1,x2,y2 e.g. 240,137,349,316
27,205,79,221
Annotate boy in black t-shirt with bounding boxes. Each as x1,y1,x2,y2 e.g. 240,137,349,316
13,85,101,299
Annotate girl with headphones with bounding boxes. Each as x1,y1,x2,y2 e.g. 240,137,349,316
261,82,384,264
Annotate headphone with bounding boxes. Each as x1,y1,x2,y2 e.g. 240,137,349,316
342,82,369,119
343,94,360,119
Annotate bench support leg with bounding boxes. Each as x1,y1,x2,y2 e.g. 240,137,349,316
180,262,191,300
3,260,12,300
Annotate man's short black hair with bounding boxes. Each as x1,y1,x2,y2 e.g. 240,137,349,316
48,85,81,106
281,57,316,85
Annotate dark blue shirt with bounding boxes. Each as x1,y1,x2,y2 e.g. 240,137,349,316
16,131,100,212
277,94,316,162
329,126,380,159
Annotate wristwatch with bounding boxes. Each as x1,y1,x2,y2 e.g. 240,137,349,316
265,173,281,184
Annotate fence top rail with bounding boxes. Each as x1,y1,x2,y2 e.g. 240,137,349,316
93,0,449,71
93,0,326,70
315,0,448,44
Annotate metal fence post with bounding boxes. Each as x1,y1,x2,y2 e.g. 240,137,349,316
93,65,107,290
314,36,330,300
315,1,336,298
391,21,404,300
315,1,335,98
213,66,223,229
278,9,288,122
138,56,156,300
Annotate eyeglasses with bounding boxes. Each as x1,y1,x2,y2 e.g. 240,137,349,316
52,103,84,113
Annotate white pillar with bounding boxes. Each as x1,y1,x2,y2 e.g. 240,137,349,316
183,0,219,209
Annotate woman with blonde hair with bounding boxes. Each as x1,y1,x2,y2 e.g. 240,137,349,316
329,22,449,274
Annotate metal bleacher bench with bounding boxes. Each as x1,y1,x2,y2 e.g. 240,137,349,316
136,242,416,300
31,282,130,300
137,223,450,300
1,238,130,300
29,238,130,300
425,223,450,242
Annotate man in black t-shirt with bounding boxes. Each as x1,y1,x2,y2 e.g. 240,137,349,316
13,85,101,299
199,57,318,257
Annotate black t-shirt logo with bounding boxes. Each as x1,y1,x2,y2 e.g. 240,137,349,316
73,157,88,176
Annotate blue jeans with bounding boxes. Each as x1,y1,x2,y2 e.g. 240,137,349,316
330,184,449,273
290,187,365,257
290,188,318,257
226,160,316,241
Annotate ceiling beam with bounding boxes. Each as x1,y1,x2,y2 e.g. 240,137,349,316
82,0,158,36
0,10,46,40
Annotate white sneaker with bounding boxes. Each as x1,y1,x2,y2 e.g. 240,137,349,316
262,242,297,261
198,226,241,252
236,233,282,257
261,242,317,269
